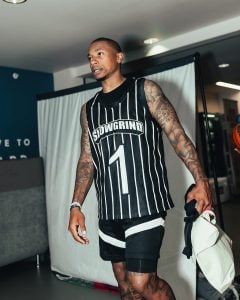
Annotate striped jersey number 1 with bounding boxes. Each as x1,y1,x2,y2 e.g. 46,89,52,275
109,145,129,194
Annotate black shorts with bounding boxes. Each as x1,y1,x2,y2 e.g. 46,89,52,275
98,212,166,273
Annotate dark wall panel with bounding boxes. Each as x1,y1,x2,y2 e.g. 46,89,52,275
0,66,53,160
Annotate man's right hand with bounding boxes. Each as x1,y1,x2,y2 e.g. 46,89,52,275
68,208,89,244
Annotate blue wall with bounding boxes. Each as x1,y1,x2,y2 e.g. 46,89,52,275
0,66,53,160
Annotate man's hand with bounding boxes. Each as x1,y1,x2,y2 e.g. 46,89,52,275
68,208,89,244
186,179,213,214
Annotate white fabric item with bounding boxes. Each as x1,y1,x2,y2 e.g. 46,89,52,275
38,62,197,298
191,210,235,294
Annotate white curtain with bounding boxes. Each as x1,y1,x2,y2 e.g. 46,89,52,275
38,61,196,298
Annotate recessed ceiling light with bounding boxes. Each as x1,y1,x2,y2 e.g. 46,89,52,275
218,63,230,68
216,81,240,91
144,38,159,45
3,0,26,3
146,44,169,56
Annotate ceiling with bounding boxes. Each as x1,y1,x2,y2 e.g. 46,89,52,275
0,0,240,86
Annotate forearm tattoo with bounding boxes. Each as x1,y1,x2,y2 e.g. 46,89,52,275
145,79,206,182
73,161,94,200
72,104,94,203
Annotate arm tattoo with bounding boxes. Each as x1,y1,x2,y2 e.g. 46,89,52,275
72,104,94,203
144,79,206,182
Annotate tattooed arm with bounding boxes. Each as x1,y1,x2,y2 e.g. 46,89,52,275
144,79,212,212
68,104,94,244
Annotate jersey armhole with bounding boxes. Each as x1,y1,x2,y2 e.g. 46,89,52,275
85,92,101,126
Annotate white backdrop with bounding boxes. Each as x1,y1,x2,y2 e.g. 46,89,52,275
38,61,196,299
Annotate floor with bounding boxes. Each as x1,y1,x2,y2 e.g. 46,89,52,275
0,259,119,300
0,197,239,300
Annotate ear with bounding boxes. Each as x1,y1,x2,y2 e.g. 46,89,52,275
116,52,124,64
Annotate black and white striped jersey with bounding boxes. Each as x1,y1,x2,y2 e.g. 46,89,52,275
86,77,174,220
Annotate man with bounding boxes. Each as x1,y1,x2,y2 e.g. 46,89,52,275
68,37,212,300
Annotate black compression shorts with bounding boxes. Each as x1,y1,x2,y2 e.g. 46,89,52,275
98,212,166,273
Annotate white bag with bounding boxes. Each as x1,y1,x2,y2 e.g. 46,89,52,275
191,210,235,294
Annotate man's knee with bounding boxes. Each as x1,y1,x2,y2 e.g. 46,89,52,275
128,272,156,295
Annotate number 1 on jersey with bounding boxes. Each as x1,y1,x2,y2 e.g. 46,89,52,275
109,145,129,194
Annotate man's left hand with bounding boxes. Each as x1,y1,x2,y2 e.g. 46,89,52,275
186,179,213,214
